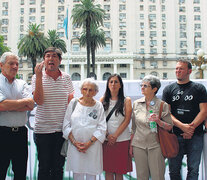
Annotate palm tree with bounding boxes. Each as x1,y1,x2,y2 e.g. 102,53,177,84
71,0,105,77
79,25,106,76
0,35,10,56
18,24,48,74
47,30,67,53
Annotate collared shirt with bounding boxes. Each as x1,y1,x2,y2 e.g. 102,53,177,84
0,73,31,127
131,96,173,149
32,70,74,134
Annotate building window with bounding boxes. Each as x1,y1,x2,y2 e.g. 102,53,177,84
104,22,111,29
194,15,201,21
193,0,200,4
162,40,166,47
179,15,186,22
119,39,126,46
119,31,126,37
105,31,111,38
72,65,80,68
161,5,165,12
2,27,8,33
73,31,79,37
195,32,201,38
180,49,187,55
57,23,63,29
119,13,126,20
180,32,187,38
179,0,185,4
104,5,110,12
20,25,24,32
150,40,157,47
41,7,45,13
104,64,111,68
140,14,144,20
180,41,187,48
20,17,24,23
150,48,157,54
140,22,144,29
194,24,201,30
195,41,201,48
149,14,156,21
150,71,158,76
72,44,80,51
120,73,127,78
149,5,156,12
40,24,44,31
163,61,167,66
57,32,64,37
140,73,145,79
103,72,111,80
150,22,156,29
30,0,36,5
3,35,7,40
194,7,200,12
150,31,157,37
140,5,144,11
162,22,166,29
140,61,145,68
179,7,185,12
2,10,8,16
140,31,144,37
104,43,111,52
29,8,36,14
41,0,45,5
163,48,167,54
180,24,186,31
71,73,81,81
58,6,64,13
21,0,24,5
140,48,145,54
41,16,45,22
162,31,166,37
120,48,126,52
20,8,24,15
119,22,126,28
162,14,166,21
120,64,127,68
58,15,64,21
163,73,167,79
119,5,126,11
140,40,144,46
29,16,36,23
2,19,9,25
104,13,110,20
2,2,8,8
58,0,65,3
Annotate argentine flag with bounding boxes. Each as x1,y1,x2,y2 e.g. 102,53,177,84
63,8,68,39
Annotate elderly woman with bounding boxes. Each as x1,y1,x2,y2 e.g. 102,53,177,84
130,75,173,180
63,78,106,180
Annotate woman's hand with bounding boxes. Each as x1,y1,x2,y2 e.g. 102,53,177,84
74,141,91,153
129,145,133,157
107,134,117,145
149,113,160,123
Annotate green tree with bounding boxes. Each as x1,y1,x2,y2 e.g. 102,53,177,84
18,24,49,74
79,25,106,76
0,35,10,56
47,30,67,53
71,0,105,77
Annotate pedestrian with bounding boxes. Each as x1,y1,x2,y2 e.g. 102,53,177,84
63,78,106,180
0,52,34,180
32,47,74,180
162,59,207,180
130,75,173,180
100,74,132,180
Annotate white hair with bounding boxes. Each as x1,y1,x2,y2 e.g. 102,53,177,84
0,52,19,64
79,78,99,92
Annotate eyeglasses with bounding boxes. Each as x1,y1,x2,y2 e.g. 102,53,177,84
140,84,151,88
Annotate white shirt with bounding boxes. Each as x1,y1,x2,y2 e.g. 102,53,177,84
63,98,106,175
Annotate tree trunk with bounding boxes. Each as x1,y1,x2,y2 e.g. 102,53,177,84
31,57,36,74
91,41,95,75
86,19,91,78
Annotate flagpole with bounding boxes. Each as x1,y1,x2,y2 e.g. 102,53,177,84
67,4,70,75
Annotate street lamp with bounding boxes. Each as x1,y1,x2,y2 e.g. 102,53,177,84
191,49,207,79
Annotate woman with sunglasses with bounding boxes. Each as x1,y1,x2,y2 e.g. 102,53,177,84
130,75,173,180
100,74,132,180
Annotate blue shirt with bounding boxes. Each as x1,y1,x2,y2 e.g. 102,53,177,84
0,73,31,127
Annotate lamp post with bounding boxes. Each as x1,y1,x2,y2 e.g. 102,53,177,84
191,49,207,79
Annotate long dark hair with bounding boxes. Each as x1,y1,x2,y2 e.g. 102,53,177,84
102,74,125,116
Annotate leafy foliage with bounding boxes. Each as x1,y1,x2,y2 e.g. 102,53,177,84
18,24,49,74
0,35,10,56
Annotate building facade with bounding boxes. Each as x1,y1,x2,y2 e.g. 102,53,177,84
0,0,207,82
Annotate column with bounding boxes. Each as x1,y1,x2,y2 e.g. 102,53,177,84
64,63,69,74
97,64,101,80
114,63,117,74
130,63,134,80
81,64,84,80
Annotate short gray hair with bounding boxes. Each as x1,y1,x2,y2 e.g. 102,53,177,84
142,75,161,94
79,78,99,92
0,52,19,64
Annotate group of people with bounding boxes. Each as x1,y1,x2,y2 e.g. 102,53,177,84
0,47,207,180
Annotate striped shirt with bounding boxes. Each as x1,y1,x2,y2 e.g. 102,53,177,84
32,70,74,133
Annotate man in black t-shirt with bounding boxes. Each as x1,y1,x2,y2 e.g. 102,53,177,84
162,59,207,180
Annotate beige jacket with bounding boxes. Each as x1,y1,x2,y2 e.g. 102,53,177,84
131,96,173,149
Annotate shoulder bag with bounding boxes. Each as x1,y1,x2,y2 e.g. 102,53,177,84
60,98,78,157
158,101,179,158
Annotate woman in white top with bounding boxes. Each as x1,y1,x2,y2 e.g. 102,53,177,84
63,78,106,180
100,74,132,180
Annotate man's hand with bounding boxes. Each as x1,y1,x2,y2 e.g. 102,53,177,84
35,62,44,77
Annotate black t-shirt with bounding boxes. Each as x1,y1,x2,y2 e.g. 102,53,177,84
162,81,207,135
